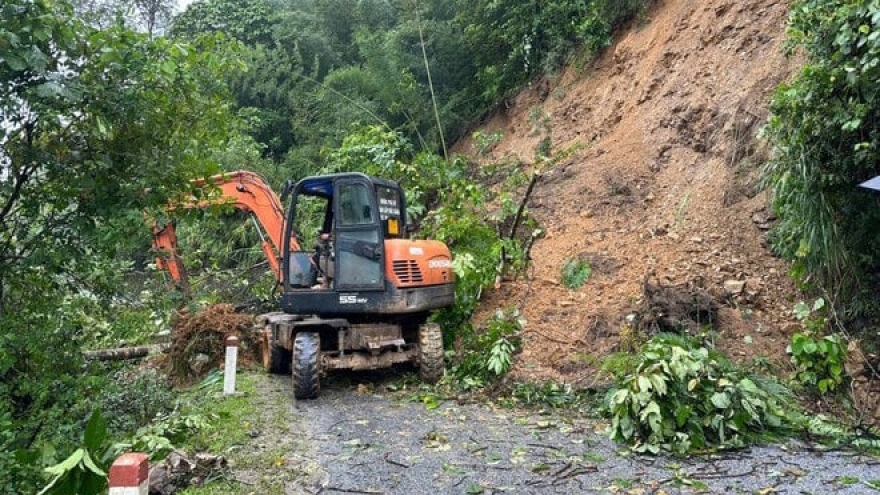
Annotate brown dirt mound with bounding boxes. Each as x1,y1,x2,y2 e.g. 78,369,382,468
456,0,805,385
168,303,261,384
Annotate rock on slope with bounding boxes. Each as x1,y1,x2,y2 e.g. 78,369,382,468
462,0,804,383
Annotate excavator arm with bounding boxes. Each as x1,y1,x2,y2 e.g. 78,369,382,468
151,170,301,287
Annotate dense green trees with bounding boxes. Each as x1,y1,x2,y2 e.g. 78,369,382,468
167,0,646,167
1,0,246,490
764,0,880,313
71,0,176,37
455,0,647,106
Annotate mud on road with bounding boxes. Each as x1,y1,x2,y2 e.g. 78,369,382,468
239,371,880,495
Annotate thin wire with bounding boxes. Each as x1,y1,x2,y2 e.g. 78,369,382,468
414,0,447,160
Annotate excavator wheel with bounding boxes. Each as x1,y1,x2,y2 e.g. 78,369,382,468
293,332,320,399
260,325,290,374
418,323,444,383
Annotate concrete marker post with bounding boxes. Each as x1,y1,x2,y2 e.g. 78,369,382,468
108,453,148,495
223,334,239,395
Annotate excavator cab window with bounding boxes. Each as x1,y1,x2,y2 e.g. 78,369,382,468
282,173,399,292
287,194,333,288
287,251,317,287
334,180,383,289
338,183,375,226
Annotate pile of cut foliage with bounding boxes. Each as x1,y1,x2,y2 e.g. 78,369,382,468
167,304,261,384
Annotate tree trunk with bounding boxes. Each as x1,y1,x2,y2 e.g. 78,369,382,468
83,343,170,361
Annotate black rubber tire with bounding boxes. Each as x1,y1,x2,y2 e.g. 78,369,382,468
418,323,444,383
261,326,291,374
293,332,320,399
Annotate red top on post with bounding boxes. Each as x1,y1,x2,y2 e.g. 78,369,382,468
225,335,240,348
109,453,149,487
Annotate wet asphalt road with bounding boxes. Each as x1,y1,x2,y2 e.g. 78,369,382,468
267,373,880,495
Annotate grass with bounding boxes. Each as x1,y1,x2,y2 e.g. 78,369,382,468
175,371,315,495
179,373,257,453
675,191,691,228
837,476,860,486
611,477,635,489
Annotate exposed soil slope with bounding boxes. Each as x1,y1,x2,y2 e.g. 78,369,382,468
459,0,804,384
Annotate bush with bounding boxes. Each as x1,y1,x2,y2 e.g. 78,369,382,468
788,332,847,394
561,257,592,289
603,334,794,454
448,309,524,382
763,0,880,309
102,368,176,436
786,298,847,394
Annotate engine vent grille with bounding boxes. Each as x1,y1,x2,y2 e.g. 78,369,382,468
393,259,423,284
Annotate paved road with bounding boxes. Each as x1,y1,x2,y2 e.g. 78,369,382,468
252,373,880,494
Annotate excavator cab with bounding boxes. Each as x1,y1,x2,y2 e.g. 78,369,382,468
284,174,398,290
279,172,454,318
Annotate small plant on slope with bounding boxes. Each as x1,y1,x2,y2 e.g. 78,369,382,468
603,334,794,454
561,257,592,289
450,309,524,382
787,298,847,394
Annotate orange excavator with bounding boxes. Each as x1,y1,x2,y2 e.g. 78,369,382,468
152,170,455,399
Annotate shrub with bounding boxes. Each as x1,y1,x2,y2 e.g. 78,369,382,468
472,130,504,156
101,368,176,436
603,334,794,454
763,0,880,308
449,309,524,382
511,381,583,408
788,332,847,393
786,298,847,394
561,257,592,289
38,410,110,495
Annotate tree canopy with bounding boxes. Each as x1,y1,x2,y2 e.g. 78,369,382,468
1,1,246,490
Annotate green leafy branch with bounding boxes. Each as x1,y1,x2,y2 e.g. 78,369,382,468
787,298,848,394
604,335,795,454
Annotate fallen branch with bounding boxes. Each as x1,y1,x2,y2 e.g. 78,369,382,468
528,329,577,347
324,487,383,494
495,172,541,289
382,452,409,468
508,172,541,240
83,343,169,361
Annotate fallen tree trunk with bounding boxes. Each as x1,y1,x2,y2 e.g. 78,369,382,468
83,343,170,361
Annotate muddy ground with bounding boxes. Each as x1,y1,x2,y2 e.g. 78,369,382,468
228,371,880,495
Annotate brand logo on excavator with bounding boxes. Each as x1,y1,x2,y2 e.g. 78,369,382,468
428,259,452,269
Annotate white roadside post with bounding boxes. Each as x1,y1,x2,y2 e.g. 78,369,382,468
108,453,148,495
223,335,239,395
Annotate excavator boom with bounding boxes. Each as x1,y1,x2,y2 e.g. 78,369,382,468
151,170,297,286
